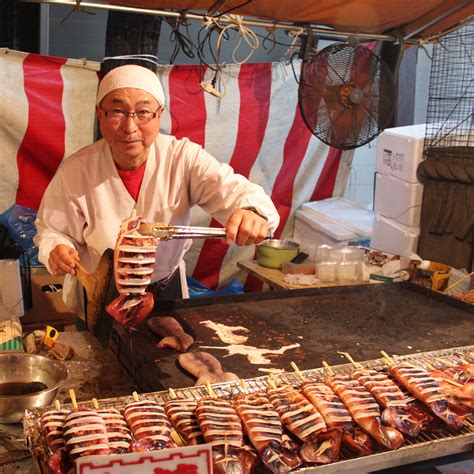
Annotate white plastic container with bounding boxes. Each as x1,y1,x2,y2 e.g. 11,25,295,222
293,197,373,253
370,214,420,258
301,197,373,237
376,124,427,183
374,173,424,227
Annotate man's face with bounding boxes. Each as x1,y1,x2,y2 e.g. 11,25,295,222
97,87,162,170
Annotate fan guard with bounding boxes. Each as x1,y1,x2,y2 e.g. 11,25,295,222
298,43,396,150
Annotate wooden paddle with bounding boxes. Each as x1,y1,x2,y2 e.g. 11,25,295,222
74,248,115,334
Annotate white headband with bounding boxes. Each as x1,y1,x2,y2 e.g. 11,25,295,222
96,65,165,107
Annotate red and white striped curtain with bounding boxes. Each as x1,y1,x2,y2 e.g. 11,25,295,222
0,49,353,290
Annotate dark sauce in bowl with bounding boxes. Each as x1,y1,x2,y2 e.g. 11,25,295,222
0,381,48,396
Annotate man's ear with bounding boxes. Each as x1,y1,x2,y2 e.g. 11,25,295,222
96,105,102,121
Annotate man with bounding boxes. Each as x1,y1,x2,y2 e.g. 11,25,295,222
34,64,279,319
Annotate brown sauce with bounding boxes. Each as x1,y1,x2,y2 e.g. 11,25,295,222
0,381,48,396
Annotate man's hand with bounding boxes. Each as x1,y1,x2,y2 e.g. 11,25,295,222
48,244,79,276
225,208,269,246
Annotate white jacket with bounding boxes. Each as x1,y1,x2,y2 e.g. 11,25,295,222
35,134,279,314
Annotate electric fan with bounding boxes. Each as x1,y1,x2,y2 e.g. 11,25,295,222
299,42,396,150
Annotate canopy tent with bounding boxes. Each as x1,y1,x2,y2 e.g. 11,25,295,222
106,0,473,41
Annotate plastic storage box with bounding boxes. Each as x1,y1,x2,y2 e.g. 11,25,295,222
374,173,423,227
370,214,420,258
376,123,427,183
293,197,373,252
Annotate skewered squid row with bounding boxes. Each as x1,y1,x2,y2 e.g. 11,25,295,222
97,408,132,454
40,409,70,453
351,368,423,436
123,400,172,452
326,375,405,450
388,364,467,429
300,381,374,456
164,398,203,445
235,392,302,472
63,409,110,461
196,397,256,474
267,385,342,464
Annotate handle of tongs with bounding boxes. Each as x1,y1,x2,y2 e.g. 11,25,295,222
138,223,227,240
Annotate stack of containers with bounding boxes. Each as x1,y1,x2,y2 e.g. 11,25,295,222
293,197,373,258
371,124,426,257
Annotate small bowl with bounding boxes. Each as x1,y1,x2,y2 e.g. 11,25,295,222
0,353,68,423
257,239,300,269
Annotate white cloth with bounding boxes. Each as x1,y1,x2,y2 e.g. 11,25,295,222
96,65,166,107
34,134,279,315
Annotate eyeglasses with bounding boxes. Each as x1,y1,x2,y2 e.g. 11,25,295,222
101,107,162,124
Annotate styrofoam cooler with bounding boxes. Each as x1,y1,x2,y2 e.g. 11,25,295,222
374,173,423,227
376,124,427,183
370,214,419,258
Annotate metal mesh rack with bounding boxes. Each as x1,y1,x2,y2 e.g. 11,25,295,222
424,23,474,159
24,345,474,473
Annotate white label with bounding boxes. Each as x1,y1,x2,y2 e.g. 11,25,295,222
382,149,405,172
77,444,213,474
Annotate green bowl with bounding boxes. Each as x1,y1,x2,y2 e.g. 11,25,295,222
256,239,300,269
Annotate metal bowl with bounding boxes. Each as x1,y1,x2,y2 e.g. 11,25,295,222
0,353,68,423
257,239,300,269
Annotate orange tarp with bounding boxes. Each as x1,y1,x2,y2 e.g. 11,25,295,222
108,0,473,39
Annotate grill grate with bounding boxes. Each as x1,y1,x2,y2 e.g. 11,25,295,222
24,345,474,473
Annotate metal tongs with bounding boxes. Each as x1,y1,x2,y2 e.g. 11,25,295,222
138,223,227,240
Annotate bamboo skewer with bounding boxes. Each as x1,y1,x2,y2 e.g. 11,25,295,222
132,391,140,402
69,389,78,410
267,377,278,390
240,379,248,393
54,400,61,411
168,388,177,399
380,351,395,366
341,352,363,368
205,381,217,398
321,360,334,376
443,271,474,293
290,361,306,382
91,398,100,410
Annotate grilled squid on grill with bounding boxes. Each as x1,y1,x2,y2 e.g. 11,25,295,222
106,215,158,329
234,391,302,473
196,397,257,474
427,363,474,411
349,368,423,437
41,402,72,474
148,316,194,352
388,363,468,429
178,351,239,386
325,373,405,450
124,397,173,452
267,384,342,464
164,397,204,445
300,381,374,456
91,397,132,454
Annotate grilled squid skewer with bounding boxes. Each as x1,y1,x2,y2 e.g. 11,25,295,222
267,383,342,464
235,390,302,473
164,395,204,446
348,365,424,437
387,363,467,429
124,393,173,452
324,370,405,451
300,381,375,456
196,395,256,474
62,390,110,462
92,398,132,454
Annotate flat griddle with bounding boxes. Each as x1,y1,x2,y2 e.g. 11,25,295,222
104,282,473,392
